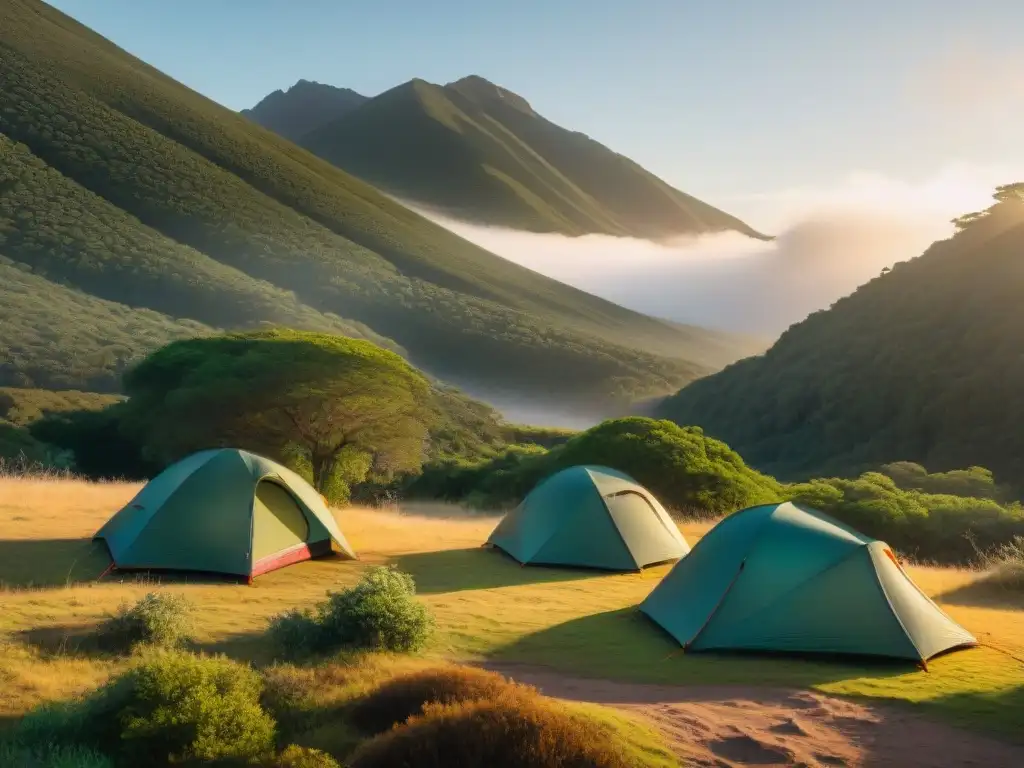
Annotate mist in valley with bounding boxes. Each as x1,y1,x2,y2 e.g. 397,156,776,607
409,163,1024,427
409,163,1020,338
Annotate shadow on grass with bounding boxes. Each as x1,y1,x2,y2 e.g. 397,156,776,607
0,538,113,589
392,547,599,595
937,574,1024,610
486,607,915,692
13,622,104,658
932,682,1024,741
196,628,279,666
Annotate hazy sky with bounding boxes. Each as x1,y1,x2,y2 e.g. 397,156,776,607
47,0,1024,226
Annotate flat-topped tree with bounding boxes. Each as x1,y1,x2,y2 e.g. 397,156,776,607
120,329,435,495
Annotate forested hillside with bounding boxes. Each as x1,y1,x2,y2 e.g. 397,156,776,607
253,74,767,240
657,185,1024,484
0,0,762,411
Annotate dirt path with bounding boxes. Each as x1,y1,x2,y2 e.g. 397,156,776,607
483,663,1024,767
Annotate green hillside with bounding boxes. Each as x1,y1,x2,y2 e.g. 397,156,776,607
656,185,1024,483
273,75,767,240
0,0,763,411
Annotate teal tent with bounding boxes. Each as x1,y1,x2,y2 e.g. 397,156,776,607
640,502,975,663
96,448,356,581
486,465,690,571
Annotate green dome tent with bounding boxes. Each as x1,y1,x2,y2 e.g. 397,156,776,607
640,502,976,664
95,448,356,581
486,465,690,571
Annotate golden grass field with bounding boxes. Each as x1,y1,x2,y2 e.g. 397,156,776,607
1,476,1023,744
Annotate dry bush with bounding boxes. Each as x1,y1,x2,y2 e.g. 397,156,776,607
349,665,534,734
349,689,637,768
983,536,1024,591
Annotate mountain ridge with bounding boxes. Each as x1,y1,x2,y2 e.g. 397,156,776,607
245,74,769,241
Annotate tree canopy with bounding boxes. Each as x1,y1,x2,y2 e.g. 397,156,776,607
119,330,435,497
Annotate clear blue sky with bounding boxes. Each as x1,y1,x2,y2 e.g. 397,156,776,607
48,0,1024,211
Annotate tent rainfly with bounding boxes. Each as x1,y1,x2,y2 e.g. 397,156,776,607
95,448,356,581
640,501,976,664
486,464,690,571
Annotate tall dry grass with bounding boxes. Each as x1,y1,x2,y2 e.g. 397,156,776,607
982,536,1024,591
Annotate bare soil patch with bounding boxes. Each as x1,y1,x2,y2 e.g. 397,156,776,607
485,663,1024,767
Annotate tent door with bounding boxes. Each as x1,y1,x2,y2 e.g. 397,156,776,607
251,480,310,562
604,490,681,567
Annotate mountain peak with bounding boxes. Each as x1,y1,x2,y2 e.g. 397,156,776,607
242,80,368,142
445,75,535,116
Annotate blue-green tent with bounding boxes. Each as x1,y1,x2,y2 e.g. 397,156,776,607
486,465,690,571
96,449,356,580
640,502,976,663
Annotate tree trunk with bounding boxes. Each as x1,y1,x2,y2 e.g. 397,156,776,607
311,450,335,493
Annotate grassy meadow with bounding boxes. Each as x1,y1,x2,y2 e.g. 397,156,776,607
1,475,1023,747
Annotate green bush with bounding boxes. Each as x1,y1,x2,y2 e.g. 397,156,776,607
28,404,157,481
13,697,111,754
0,743,113,768
317,567,434,653
879,461,1008,500
348,691,635,768
549,418,781,516
404,445,549,508
407,417,782,516
94,592,194,654
266,608,324,660
785,472,1024,563
350,666,532,734
268,567,434,659
17,650,276,766
262,745,342,768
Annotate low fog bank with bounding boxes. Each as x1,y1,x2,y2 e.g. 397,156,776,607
449,382,605,431
405,164,1020,336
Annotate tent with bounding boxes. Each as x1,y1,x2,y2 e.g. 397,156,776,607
486,465,690,571
95,448,356,580
640,501,976,664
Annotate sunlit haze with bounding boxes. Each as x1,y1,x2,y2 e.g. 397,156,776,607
412,162,1024,336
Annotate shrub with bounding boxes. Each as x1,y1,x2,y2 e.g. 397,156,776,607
317,567,434,653
268,568,433,659
350,666,534,734
112,650,276,764
94,592,194,653
404,417,783,516
551,418,781,516
348,691,636,768
266,608,323,660
879,461,1007,500
17,650,276,766
13,696,118,754
0,743,113,768
263,745,342,768
404,445,549,508
785,473,1024,564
